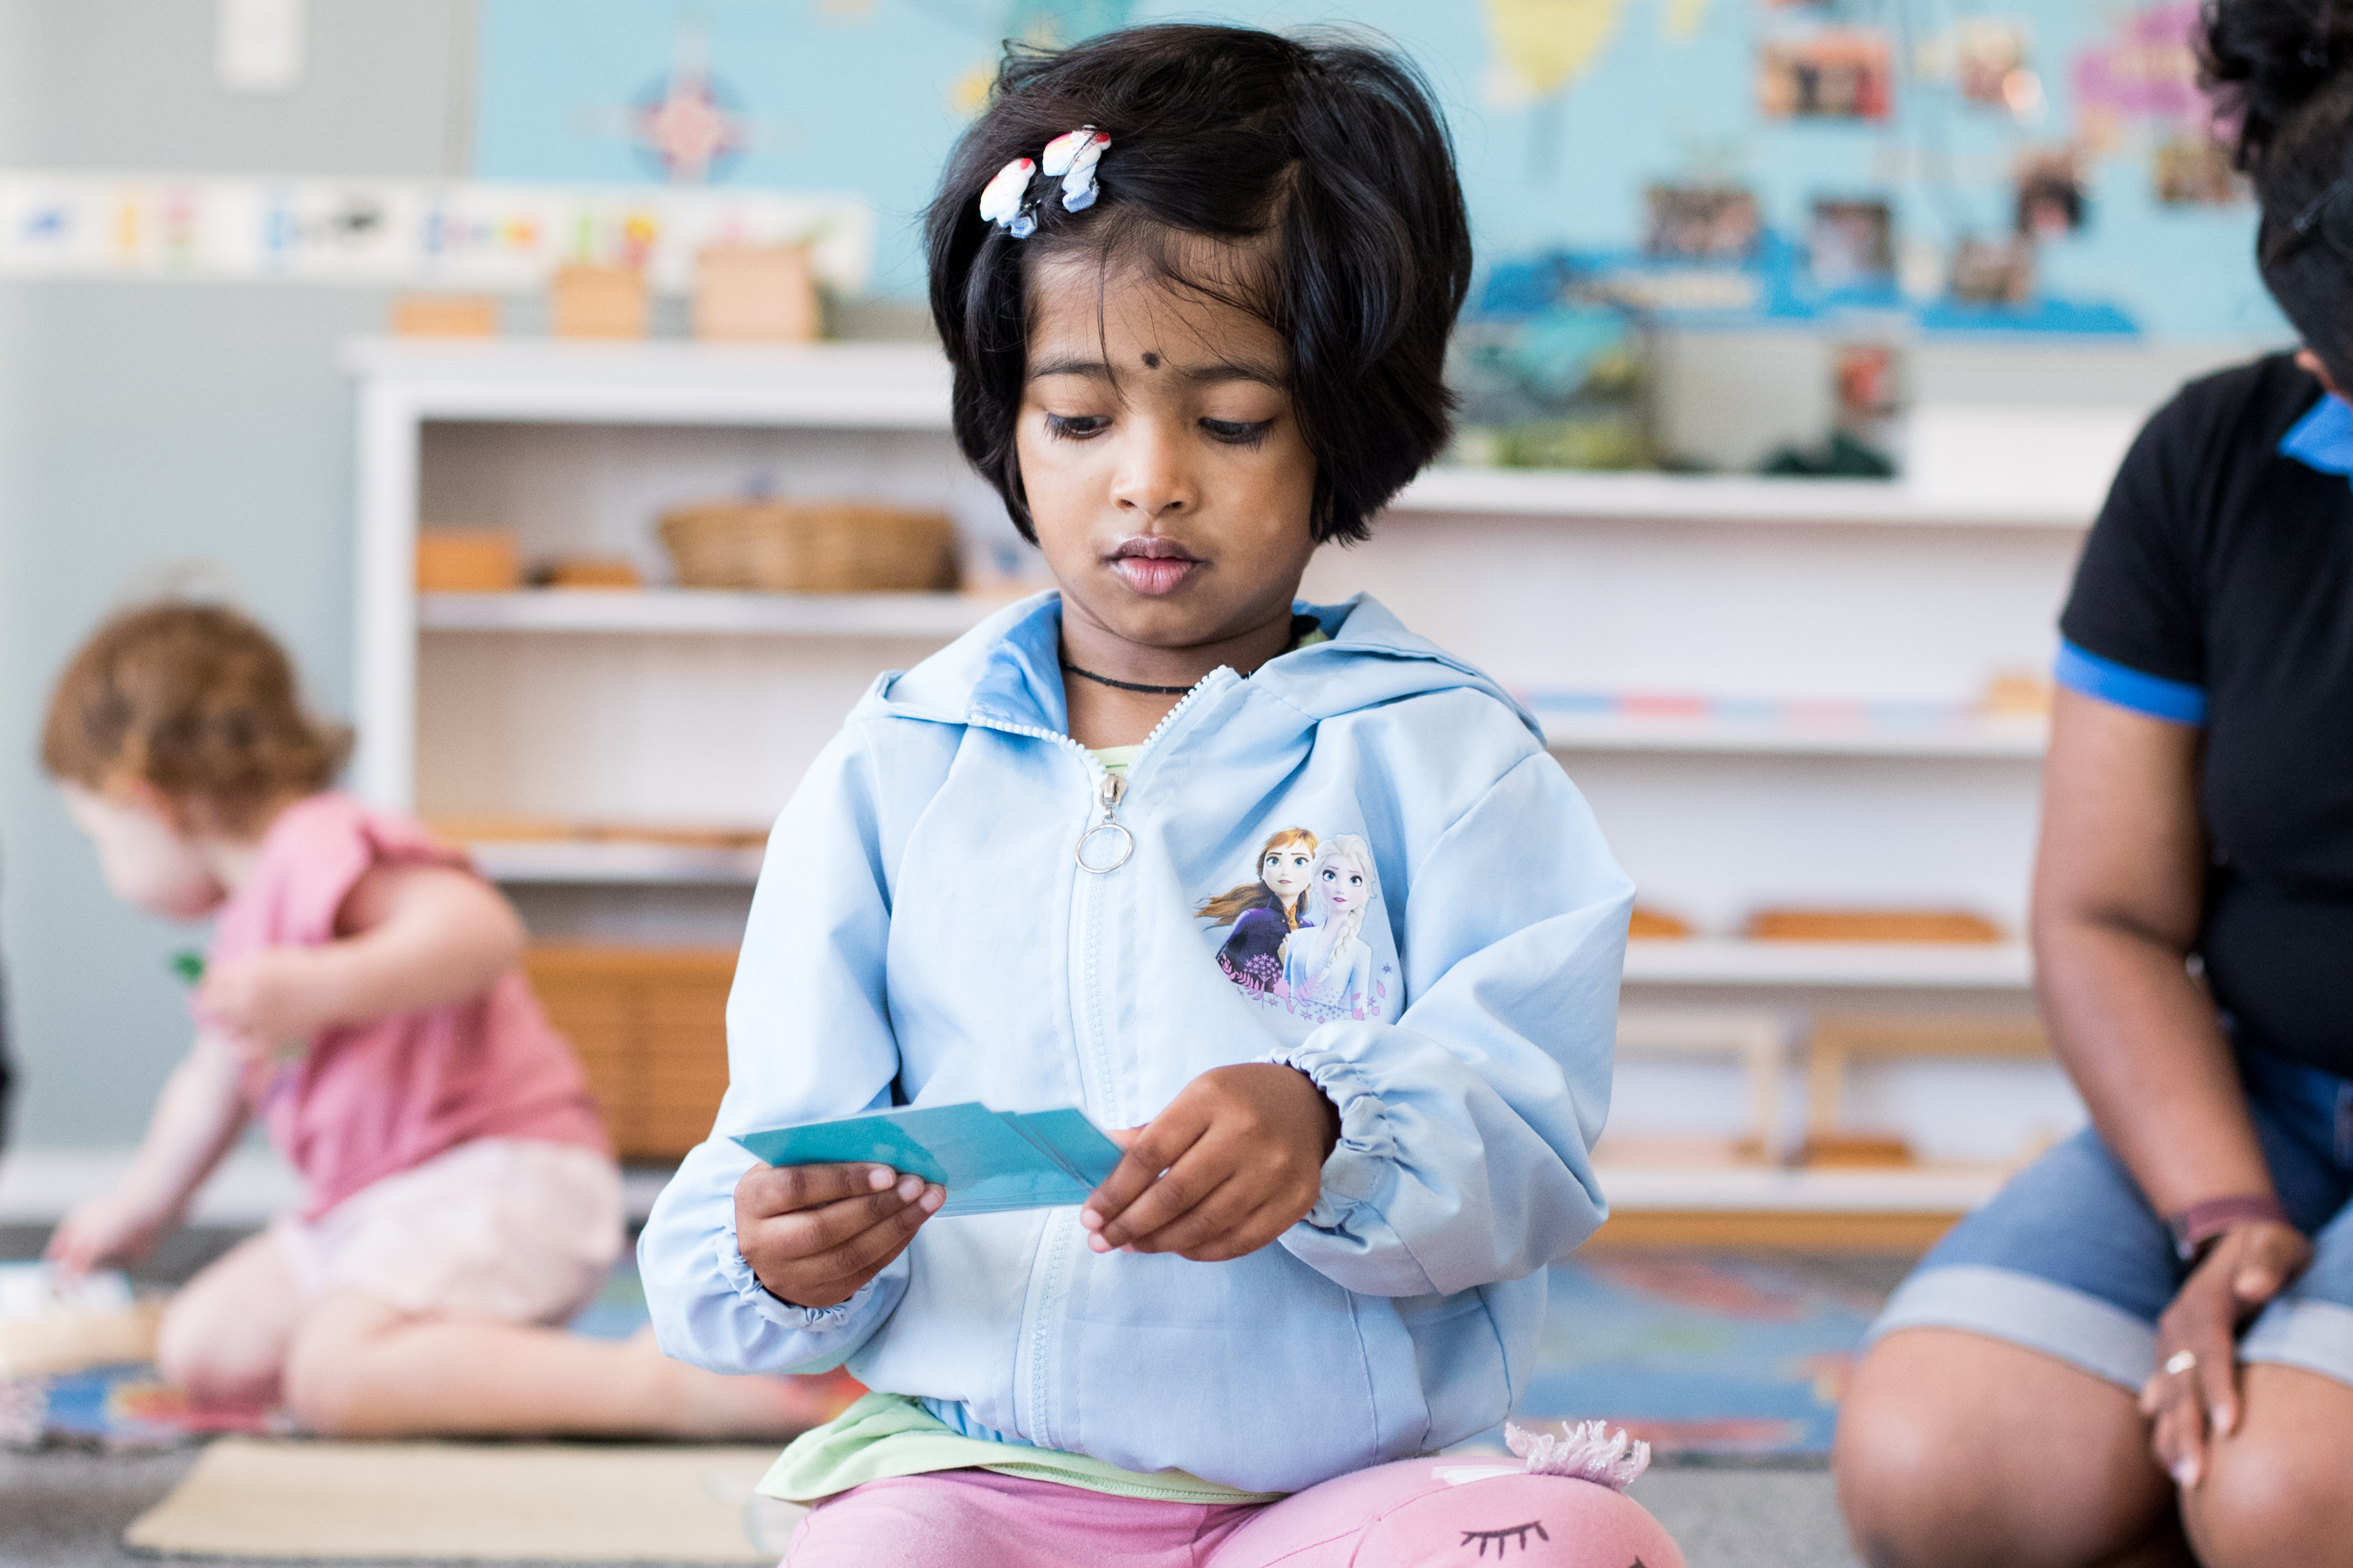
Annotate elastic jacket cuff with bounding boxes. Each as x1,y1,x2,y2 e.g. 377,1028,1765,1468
721,1219,863,1330
1264,1043,1396,1230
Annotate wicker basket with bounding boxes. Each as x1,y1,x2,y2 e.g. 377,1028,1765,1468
658,500,960,593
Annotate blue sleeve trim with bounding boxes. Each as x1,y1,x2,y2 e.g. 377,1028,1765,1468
2280,394,2353,477
2054,641,2206,726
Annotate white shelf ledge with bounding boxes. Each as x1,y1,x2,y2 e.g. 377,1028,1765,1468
1623,939,2032,988
419,589,1008,638
343,338,953,428
1593,1162,2012,1212
1536,707,2047,759
464,839,765,885
1392,466,2097,529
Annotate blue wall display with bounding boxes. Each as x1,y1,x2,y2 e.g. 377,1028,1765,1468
473,0,2286,341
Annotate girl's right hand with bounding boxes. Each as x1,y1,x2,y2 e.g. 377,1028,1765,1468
46,1190,177,1276
733,1163,945,1309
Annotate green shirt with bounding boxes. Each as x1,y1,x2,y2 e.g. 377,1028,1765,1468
757,1391,1288,1505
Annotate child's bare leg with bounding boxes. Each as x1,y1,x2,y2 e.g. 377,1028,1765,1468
153,1230,305,1409
280,1291,827,1439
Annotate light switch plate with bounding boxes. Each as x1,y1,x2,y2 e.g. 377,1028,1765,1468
216,0,306,94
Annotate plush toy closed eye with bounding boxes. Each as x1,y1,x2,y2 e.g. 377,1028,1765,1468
1232,1421,1685,1566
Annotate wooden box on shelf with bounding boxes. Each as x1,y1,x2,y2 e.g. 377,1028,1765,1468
416,530,520,593
692,245,821,343
550,265,649,340
391,294,498,338
524,945,735,1162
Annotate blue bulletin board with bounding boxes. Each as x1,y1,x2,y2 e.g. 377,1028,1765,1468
472,0,2288,342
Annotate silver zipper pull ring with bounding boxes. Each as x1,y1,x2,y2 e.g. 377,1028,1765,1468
1075,771,1133,873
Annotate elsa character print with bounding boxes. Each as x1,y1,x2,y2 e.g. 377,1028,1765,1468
1280,834,1381,1019
1195,828,1317,997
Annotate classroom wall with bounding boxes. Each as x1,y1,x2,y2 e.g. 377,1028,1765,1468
0,0,466,1146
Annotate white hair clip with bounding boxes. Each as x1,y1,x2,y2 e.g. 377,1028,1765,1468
1042,127,1111,213
980,128,1110,238
979,156,1038,238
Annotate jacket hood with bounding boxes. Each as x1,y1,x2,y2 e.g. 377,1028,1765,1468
870,590,1541,740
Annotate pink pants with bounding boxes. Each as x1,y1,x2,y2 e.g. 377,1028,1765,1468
782,1459,1683,1567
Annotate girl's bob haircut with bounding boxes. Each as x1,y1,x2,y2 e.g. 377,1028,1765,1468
925,24,1474,545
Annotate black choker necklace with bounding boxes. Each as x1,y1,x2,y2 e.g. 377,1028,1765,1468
1060,660,1197,695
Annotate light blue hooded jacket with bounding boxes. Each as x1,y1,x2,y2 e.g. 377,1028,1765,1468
640,591,1632,1495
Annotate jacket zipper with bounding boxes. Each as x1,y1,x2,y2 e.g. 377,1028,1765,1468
967,671,1229,1448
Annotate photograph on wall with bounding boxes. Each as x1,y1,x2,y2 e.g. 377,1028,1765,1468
1643,185,1763,262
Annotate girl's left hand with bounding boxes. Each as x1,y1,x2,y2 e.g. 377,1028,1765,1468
198,948,336,1054
1080,1064,1338,1261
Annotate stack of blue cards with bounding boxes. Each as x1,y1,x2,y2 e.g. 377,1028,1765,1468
733,1103,1127,1216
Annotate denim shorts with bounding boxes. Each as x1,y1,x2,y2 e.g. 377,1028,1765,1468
1870,1046,2353,1390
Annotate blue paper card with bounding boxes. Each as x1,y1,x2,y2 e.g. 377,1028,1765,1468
733,1103,1125,1216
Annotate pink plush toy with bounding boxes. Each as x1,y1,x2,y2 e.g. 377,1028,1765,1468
1224,1420,1687,1567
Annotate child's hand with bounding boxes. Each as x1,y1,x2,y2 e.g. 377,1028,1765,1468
734,1163,945,1309
1081,1064,1338,1262
46,1189,178,1276
198,948,336,1052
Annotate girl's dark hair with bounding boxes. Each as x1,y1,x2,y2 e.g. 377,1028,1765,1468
925,24,1473,545
2203,0,2353,379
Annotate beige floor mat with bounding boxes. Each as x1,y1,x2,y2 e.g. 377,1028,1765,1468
124,1437,806,1562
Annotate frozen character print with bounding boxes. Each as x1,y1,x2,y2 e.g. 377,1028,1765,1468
1196,828,1317,997
1280,834,1383,1020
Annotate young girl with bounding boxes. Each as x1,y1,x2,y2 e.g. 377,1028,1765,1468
1196,827,1316,996
42,602,829,1440
642,24,1670,1565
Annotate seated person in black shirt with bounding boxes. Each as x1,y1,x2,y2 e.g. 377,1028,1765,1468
1836,6,2353,1565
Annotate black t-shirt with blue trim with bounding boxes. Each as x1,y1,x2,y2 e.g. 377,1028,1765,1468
2058,352,2353,1079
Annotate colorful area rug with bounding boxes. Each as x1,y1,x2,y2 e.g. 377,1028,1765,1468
1494,1254,1882,1459
4,1251,1883,1458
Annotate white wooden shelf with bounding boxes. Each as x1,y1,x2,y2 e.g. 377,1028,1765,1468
463,839,765,885
343,338,954,428
419,589,1011,638
1592,1161,2011,1212
1623,939,2032,988
1393,466,2095,529
1534,706,2047,759
343,339,2101,528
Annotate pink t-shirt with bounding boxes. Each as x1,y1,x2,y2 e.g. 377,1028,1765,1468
204,793,610,1219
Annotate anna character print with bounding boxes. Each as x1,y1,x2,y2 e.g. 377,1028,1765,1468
1195,828,1318,997
1279,835,1381,1019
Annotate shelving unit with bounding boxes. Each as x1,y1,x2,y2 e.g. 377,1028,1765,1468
349,336,2130,1237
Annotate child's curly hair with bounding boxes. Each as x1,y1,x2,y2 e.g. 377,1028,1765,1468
41,602,351,830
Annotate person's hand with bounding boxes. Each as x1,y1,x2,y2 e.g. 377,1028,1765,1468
2141,1219,2312,1487
734,1163,943,1310
45,1189,179,1276
197,948,337,1056
1080,1064,1339,1262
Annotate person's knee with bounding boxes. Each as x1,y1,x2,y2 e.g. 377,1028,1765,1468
2189,1407,2353,1568
154,1292,281,1409
1834,1371,1997,1567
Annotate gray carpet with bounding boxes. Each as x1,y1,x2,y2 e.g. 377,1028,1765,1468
0,1225,1867,1567
0,1445,1858,1568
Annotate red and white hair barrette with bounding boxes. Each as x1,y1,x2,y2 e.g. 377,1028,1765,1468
980,127,1111,238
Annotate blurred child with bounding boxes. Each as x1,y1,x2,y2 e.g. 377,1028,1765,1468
41,601,823,1439
643,25,1676,1567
